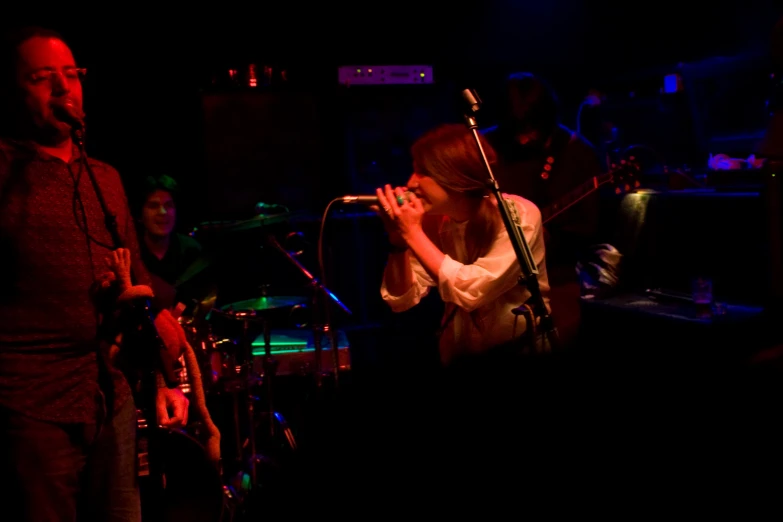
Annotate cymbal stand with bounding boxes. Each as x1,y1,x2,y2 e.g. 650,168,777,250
257,311,278,440
234,310,263,487
215,307,276,488
306,280,325,389
267,234,351,391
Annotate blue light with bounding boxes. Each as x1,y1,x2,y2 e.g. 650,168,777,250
663,74,679,94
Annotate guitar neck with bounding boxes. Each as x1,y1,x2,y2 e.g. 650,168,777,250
541,172,612,224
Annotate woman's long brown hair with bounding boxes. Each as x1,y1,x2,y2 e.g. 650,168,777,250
410,123,501,264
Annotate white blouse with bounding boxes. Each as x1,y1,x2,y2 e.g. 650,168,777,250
381,194,551,364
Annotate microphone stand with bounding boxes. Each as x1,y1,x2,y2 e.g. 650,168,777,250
72,126,178,384
71,125,179,517
461,89,558,352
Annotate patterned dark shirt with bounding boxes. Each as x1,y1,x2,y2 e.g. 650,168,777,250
0,138,148,423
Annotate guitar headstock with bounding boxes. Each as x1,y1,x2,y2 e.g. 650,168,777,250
609,156,642,195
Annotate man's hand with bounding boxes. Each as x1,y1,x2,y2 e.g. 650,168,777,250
106,248,133,294
156,386,189,429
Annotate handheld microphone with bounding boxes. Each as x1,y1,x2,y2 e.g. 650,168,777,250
51,99,85,131
342,191,413,204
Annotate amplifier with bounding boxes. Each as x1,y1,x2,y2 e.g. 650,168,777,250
338,65,433,85
251,329,350,376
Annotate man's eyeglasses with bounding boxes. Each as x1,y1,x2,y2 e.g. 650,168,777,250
28,67,87,85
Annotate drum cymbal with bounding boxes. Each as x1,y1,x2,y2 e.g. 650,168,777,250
195,212,294,235
219,295,307,313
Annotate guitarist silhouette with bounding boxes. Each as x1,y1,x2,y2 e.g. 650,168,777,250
484,72,621,348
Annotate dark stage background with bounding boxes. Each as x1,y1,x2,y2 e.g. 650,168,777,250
5,3,783,513
6,1,781,212
3,1,782,333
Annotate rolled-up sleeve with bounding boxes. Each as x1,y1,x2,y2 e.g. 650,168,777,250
380,255,436,313
437,240,520,313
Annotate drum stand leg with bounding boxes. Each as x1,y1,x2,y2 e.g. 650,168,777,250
260,317,277,440
239,314,296,490
231,388,242,463
241,317,260,487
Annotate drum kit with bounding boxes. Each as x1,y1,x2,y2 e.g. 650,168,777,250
147,209,352,521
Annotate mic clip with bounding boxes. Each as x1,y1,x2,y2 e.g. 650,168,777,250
462,88,482,113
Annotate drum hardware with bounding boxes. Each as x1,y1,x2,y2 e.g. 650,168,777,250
192,211,296,236
220,295,308,312
180,317,237,393
220,484,240,522
250,329,350,376
210,338,241,391
213,295,307,433
178,211,352,511
221,308,262,488
177,264,302,503
210,292,303,490
267,233,352,391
